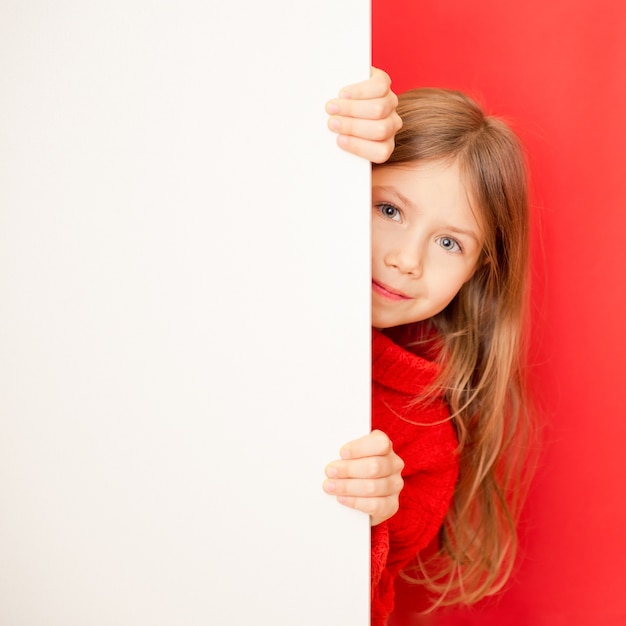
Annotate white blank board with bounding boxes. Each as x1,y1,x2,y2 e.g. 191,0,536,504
0,2,370,624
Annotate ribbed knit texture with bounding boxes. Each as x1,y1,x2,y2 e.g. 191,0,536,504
371,329,459,626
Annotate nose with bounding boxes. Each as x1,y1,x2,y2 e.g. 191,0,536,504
385,234,423,277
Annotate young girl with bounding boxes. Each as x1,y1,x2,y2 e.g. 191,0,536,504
323,69,532,625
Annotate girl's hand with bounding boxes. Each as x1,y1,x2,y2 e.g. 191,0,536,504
326,67,402,164
323,430,405,526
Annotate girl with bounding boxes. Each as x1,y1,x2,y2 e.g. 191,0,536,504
323,70,533,625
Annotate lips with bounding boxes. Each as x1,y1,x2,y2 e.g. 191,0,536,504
372,279,412,301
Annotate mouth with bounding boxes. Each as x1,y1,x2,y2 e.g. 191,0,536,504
372,279,412,301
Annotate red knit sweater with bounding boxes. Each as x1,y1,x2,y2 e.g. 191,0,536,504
371,329,459,626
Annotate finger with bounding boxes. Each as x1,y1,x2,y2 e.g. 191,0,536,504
323,474,404,498
336,135,395,164
338,67,392,100
325,94,400,121
325,454,402,480
327,114,401,143
339,430,394,460
336,495,400,525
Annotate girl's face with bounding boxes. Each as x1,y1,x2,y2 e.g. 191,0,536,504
371,160,484,329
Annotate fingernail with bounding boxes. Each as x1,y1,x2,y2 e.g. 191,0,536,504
340,448,351,459
337,496,348,505
326,101,339,114
339,89,351,99
329,118,340,132
324,480,336,493
326,466,338,478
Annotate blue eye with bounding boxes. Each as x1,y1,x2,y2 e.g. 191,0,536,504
437,236,462,253
377,203,401,221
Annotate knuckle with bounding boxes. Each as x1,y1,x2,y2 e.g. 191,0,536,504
374,67,391,87
337,462,350,479
330,480,343,495
375,430,392,453
385,118,397,138
336,133,351,151
341,494,355,507
367,458,381,478
370,144,388,164
364,480,377,497
393,112,403,132
342,479,355,496
363,498,379,515
339,117,352,135
395,455,405,472
372,429,389,445
373,120,391,141
391,496,400,516
371,101,386,119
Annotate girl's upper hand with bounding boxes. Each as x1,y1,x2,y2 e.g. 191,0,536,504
325,67,402,164
323,429,405,526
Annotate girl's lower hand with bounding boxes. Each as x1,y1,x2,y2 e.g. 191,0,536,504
323,429,404,526
326,67,402,164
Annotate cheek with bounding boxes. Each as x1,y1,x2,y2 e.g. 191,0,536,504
462,267,478,285
370,229,387,260
463,254,487,287
434,268,473,302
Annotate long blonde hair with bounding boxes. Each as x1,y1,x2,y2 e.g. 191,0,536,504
380,88,534,608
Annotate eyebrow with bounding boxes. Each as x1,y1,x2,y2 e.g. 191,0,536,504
373,185,415,210
372,184,482,245
443,225,482,244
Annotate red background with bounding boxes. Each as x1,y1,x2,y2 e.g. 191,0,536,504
372,2,626,624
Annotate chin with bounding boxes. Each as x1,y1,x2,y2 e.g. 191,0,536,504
371,316,401,330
